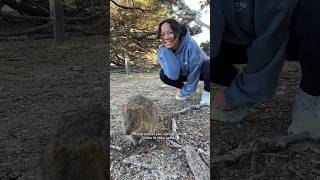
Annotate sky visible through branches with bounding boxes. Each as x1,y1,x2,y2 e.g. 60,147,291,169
184,0,210,45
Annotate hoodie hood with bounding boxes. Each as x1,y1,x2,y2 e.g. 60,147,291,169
174,30,192,54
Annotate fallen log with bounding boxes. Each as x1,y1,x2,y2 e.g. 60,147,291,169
0,22,104,37
122,156,153,170
173,104,207,115
0,21,52,36
0,35,53,41
184,145,210,180
2,0,49,16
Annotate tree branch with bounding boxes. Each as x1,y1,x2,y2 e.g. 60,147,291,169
211,132,310,164
0,13,50,20
110,0,151,12
2,0,49,16
179,15,210,29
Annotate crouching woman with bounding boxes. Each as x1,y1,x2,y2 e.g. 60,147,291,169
157,18,210,105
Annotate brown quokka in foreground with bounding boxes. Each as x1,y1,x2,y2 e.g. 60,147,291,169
42,104,107,180
122,94,157,146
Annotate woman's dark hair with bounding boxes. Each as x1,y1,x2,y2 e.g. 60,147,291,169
157,18,187,39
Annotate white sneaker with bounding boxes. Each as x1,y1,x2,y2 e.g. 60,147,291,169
211,105,254,122
175,94,189,101
288,88,320,139
200,90,210,106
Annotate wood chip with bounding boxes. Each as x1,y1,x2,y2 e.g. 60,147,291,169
110,145,122,151
122,157,152,170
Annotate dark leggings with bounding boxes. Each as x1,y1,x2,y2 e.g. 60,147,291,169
212,41,320,96
160,66,210,92
210,41,247,86
287,0,320,96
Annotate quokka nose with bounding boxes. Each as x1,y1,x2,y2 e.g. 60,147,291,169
126,130,131,135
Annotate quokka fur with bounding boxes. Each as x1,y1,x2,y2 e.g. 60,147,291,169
122,94,157,146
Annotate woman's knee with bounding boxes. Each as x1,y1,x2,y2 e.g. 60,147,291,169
160,69,175,85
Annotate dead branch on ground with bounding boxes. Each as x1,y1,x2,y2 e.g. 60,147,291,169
184,145,210,180
211,132,310,164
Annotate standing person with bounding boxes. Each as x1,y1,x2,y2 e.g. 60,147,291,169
286,0,320,139
157,18,210,106
211,1,296,121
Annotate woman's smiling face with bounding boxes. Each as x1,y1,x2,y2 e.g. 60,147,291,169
160,22,180,51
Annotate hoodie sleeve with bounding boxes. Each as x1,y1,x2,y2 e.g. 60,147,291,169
225,0,296,108
157,47,180,80
180,46,203,96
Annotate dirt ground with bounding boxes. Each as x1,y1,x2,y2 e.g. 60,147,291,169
110,72,210,179
110,62,320,179
211,62,320,179
1,26,320,180
0,35,108,179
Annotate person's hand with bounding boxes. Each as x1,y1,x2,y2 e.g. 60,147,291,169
213,86,229,110
175,88,181,96
159,44,164,48
175,88,188,101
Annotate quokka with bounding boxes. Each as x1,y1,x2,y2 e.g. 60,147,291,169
122,94,157,146
41,104,107,180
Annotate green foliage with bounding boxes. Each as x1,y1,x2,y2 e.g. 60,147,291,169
172,1,202,36
64,0,74,7
200,0,210,11
200,40,210,56
111,0,171,67
188,25,202,36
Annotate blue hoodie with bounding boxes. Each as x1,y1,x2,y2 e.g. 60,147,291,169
157,31,209,96
213,0,297,108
